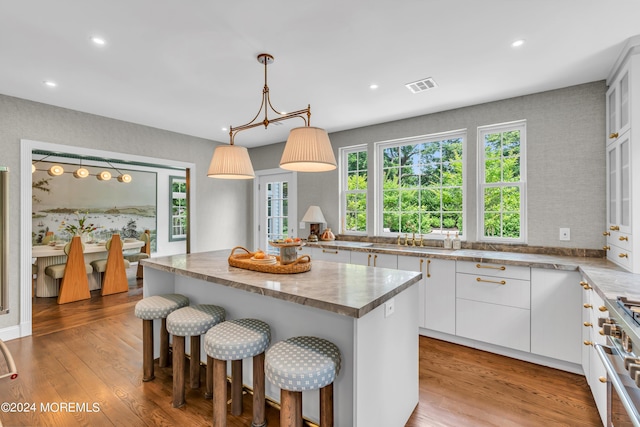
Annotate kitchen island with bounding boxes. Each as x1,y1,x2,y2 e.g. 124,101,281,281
141,250,422,427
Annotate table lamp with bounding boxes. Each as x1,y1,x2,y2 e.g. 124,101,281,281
301,206,326,242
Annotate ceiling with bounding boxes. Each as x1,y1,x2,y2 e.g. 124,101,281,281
1,1,639,148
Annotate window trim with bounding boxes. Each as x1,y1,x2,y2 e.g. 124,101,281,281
477,120,527,243
373,129,467,239
169,175,187,242
339,144,369,236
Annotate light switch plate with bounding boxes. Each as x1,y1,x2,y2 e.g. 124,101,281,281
559,228,570,241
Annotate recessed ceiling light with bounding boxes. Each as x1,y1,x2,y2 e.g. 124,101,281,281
369,84,379,90
90,36,106,46
43,80,57,88
511,39,525,48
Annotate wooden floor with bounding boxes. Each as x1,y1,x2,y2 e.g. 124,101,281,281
0,268,601,426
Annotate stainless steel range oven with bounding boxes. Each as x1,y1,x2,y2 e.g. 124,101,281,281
595,297,640,427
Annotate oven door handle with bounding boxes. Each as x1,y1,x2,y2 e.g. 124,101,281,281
595,343,640,427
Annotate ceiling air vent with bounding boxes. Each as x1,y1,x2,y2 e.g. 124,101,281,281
405,77,438,94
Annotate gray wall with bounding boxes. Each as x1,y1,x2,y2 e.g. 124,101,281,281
250,81,607,250
0,94,252,330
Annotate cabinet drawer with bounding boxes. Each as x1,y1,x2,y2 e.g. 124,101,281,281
456,260,530,281
607,244,632,270
608,230,632,251
456,298,530,352
456,273,530,309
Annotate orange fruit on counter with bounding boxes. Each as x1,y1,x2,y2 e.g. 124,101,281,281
294,237,301,242
254,251,266,259
284,237,294,243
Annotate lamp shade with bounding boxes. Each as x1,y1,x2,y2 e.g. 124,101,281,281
301,205,326,224
207,144,255,179
73,167,89,178
279,127,337,172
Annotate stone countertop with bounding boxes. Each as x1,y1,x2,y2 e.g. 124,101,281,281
140,250,422,319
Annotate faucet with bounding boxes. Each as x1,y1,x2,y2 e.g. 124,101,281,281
412,232,416,246
397,234,402,245
404,233,408,246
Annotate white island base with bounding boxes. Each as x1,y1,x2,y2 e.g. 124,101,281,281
142,254,419,427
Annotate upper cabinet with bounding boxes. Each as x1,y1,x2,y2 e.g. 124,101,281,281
605,36,640,272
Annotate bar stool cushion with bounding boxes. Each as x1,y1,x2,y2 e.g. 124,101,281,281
166,304,226,337
91,258,130,273
265,336,342,392
204,318,271,360
45,263,93,279
134,294,189,320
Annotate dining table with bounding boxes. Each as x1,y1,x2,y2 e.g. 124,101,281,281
32,239,145,297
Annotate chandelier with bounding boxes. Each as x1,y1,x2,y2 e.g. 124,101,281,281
207,53,336,179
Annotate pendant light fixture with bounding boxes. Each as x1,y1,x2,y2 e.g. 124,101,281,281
208,53,336,179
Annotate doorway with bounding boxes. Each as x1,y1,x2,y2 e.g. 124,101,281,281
254,169,297,255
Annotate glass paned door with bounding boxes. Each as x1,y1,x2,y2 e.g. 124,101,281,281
257,171,297,255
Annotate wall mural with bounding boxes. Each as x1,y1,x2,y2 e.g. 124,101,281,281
32,161,157,249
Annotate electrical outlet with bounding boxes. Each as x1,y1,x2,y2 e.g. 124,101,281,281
559,228,570,241
299,221,305,230
384,298,395,318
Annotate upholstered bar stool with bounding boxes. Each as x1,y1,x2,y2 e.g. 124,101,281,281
166,304,226,408
265,336,342,427
204,319,271,427
134,294,189,382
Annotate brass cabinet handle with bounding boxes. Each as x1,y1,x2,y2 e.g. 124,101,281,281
619,253,629,258
603,246,610,251
599,306,608,312
584,322,593,327
322,249,338,254
609,132,619,139
584,340,593,346
374,254,378,267
579,280,591,290
584,304,593,309
619,236,629,241
599,376,607,383
367,254,371,266
475,263,506,271
603,231,610,236
599,329,605,336
425,259,431,278
476,277,506,285
610,225,620,231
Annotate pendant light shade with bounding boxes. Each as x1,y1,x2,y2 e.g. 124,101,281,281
207,144,255,179
73,167,90,178
280,127,337,172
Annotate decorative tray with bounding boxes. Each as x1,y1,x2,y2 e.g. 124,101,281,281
228,246,311,274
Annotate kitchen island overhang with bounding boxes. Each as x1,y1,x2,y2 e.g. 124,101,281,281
141,250,421,426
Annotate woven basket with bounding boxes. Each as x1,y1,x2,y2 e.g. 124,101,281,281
228,246,311,274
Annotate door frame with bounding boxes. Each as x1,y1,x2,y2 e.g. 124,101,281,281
253,168,297,252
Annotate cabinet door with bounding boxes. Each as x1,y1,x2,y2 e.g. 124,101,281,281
606,134,631,235
530,269,581,364
397,256,426,328
302,247,351,263
352,252,397,269
581,287,591,378
606,68,630,140
424,258,455,334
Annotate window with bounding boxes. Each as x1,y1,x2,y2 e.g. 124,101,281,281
169,176,187,241
478,121,526,242
376,131,465,238
340,145,368,234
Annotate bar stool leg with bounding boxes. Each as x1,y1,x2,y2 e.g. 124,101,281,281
320,383,334,427
205,355,213,399
142,319,154,382
280,390,303,427
159,318,170,368
172,335,186,408
213,358,227,426
231,360,243,416
252,352,266,427
190,335,201,389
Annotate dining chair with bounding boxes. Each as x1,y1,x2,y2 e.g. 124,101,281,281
96,234,130,295
90,236,130,285
44,236,92,304
124,230,151,279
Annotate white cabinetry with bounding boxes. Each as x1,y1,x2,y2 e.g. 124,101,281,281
301,246,351,263
455,261,531,352
351,252,397,269
530,269,581,364
397,256,455,334
605,36,640,272
581,281,608,427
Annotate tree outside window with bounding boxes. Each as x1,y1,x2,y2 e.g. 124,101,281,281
342,147,367,233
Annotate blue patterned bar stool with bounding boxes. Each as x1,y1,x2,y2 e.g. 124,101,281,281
166,304,226,408
204,318,271,427
134,293,189,382
265,336,342,427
